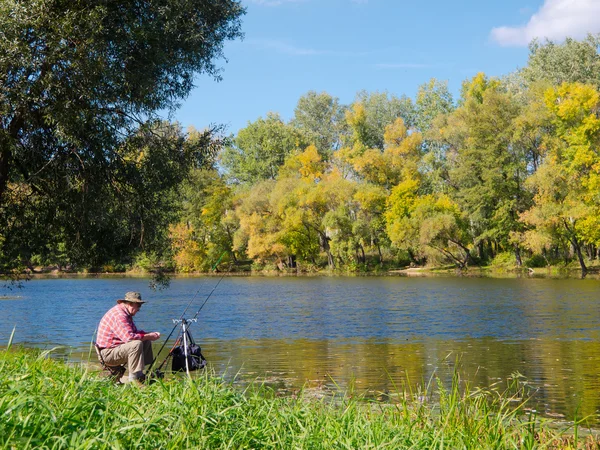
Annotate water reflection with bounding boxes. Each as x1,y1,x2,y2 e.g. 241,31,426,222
1,275,600,424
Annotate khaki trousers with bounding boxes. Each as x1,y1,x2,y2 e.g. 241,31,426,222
100,340,153,375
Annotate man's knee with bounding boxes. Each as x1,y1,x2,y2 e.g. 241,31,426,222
127,340,144,355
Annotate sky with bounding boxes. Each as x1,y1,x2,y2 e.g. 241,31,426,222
169,0,600,136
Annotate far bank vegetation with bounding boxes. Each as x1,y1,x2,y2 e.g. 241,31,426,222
5,29,600,277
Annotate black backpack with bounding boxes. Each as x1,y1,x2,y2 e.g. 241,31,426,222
171,329,207,372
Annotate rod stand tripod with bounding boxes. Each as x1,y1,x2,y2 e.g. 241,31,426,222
172,318,198,376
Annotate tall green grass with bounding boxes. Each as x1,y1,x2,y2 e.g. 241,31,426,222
0,348,595,449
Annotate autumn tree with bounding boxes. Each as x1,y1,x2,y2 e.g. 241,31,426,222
344,90,415,150
173,167,237,271
345,118,422,189
521,82,600,275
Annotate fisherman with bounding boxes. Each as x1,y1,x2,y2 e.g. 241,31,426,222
96,291,161,383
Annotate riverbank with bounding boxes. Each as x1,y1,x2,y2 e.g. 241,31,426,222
8,264,600,281
1,348,598,449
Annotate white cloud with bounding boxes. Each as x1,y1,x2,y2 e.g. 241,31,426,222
491,0,600,47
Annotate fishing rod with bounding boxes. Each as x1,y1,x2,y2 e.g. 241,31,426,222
146,252,227,377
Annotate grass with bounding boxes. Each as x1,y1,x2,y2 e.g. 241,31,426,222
0,348,598,449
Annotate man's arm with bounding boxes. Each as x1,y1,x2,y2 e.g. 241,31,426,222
112,311,146,342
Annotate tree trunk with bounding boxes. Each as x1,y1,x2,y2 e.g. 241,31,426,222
287,254,296,269
407,248,419,266
429,243,467,270
358,244,366,264
477,240,485,260
377,242,383,264
563,219,587,276
573,240,588,276
318,231,335,269
514,244,522,267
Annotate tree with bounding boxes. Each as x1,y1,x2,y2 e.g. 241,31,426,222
348,118,423,189
174,167,237,271
522,35,600,89
385,178,473,269
290,91,348,158
414,78,455,133
220,112,309,184
2,121,217,273
384,177,421,264
352,182,389,264
344,90,415,150
0,0,244,272
440,73,532,265
414,79,455,194
233,180,283,264
521,82,600,275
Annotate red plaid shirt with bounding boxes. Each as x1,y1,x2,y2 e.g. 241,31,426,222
96,304,146,349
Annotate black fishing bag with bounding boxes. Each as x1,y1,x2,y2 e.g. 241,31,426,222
171,330,207,372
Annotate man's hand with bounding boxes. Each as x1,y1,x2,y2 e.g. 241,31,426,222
143,332,161,341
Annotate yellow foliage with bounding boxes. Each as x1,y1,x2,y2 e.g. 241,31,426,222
297,144,325,180
461,72,501,103
169,222,205,272
384,177,420,222
353,183,387,212
352,149,388,185
345,102,367,130
383,118,408,146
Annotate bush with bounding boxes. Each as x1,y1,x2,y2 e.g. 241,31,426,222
524,253,548,268
489,251,518,270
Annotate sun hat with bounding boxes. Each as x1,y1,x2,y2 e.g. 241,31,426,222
117,291,146,304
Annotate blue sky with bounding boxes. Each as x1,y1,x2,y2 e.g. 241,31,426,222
170,0,600,136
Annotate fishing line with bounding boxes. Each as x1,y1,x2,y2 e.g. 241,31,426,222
146,251,227,375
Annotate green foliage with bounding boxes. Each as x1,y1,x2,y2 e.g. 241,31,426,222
5,18,600,275
220,113,310,184
0,0,244,274
522,34,600,88
489,251,518,270
291,91,348,158
441,79,532,262
414,78,455,133
523,253,549,268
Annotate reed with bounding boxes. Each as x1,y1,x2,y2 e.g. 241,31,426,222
0,348,595,449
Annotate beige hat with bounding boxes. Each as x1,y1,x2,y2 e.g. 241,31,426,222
117,291,145,304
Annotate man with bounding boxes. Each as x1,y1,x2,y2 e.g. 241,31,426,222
96,291,161,383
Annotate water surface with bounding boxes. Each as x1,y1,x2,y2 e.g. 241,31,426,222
1,275,599,424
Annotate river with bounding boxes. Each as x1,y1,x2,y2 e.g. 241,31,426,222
1,274,599,425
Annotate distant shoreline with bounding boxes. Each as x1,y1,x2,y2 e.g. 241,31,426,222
3,264,599,281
